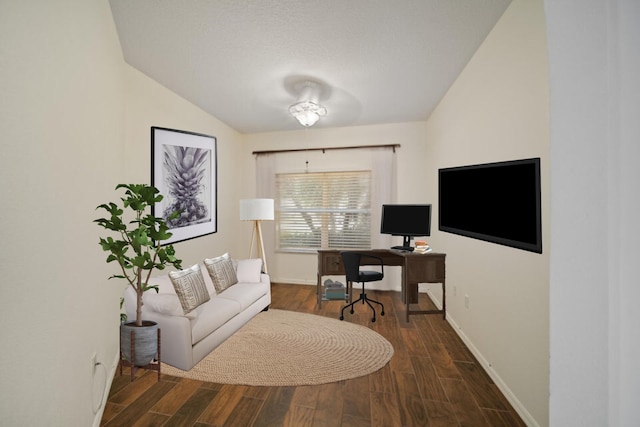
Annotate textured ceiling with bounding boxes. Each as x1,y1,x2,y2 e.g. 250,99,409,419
109,0,511,134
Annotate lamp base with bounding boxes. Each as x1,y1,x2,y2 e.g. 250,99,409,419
248,220,268,274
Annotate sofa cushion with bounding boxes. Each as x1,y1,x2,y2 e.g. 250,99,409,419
147,273,176,294
169,264,211,314
189,297,241,345
142,292,200,319
215,282,270,311
143,292,183,316
204,253,238,293
236,258,263,283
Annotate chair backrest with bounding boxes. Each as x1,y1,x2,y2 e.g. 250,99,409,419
341,251,363,282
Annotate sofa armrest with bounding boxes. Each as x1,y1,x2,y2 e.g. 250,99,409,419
260,273,271,286
124,285,195,369
139,308,194,370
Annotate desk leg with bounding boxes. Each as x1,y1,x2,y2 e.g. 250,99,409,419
404,282,419,323
401,276,407,321
317,274,322,308
441,280,446,320
403,282,447,322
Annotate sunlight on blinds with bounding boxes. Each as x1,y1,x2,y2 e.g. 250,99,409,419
276,171,371,251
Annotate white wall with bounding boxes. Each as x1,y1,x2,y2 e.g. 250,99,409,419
546,0,640,425
122,66,245,267
0,2,241,425
423,1,550,425
0,1,126,425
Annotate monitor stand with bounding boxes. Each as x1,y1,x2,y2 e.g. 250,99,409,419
391,245,414,252
391,236,414,251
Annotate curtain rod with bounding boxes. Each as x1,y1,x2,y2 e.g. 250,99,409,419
252,143,400,155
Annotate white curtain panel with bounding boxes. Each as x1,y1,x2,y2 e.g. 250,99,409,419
256,153,276,266
369,146,397,290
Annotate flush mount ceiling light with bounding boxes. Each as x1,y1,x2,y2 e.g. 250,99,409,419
289,81,327,127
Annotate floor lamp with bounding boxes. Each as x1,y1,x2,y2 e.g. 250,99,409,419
240,198,274,274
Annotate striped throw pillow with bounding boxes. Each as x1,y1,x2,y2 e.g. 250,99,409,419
204,253,238,294
168,264,211,314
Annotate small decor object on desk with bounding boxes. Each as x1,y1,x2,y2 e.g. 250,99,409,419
95,184,183,381
413,240,432,254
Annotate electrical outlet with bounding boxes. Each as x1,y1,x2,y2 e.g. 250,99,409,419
465,294,470,309
91,352,97,374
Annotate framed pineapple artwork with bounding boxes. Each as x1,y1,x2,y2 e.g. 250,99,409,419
151,126,217,244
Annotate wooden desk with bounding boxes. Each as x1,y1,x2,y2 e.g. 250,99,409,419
317,249,446,322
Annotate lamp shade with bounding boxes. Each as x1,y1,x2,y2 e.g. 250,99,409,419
240,198,274,221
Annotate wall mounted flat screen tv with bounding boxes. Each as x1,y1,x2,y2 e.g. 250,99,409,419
438,158,542,253
380,204,431,249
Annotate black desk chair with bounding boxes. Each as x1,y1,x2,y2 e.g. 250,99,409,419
340,251,385,322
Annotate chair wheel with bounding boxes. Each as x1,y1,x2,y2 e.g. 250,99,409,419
381,310,385,316
350,309,354,314
372,317,376,323
340,315,344,321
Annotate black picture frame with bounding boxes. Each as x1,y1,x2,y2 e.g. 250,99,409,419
151,126,217,244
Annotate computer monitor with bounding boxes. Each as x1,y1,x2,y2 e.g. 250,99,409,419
380,204,432,249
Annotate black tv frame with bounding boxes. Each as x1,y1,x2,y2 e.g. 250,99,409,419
438,158,542,253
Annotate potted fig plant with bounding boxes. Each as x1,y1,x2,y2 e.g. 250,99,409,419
95,184,182,368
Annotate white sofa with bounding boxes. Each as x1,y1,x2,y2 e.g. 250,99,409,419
123,258,271,371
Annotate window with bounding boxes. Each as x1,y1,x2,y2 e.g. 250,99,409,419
276,171,371,251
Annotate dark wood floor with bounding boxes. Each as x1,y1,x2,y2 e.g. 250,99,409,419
101,283,526,426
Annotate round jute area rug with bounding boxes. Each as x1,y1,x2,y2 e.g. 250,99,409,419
161,309,394,386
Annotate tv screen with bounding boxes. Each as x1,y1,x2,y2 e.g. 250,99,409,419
380,204,431,248
438,158,542,253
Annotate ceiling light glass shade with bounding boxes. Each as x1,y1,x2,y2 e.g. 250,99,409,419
289,100,327,127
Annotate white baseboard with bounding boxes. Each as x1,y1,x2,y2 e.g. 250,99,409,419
92,350,120,427
425,289,539,427
272,278,315,286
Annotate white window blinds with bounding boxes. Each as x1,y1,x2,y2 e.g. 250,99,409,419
276,171,371,251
